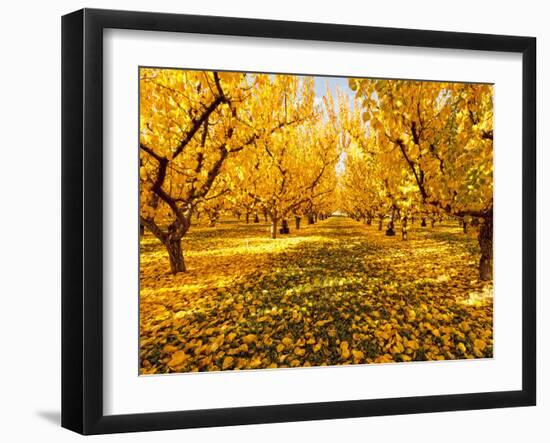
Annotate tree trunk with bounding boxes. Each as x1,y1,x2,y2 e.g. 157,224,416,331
478,217,493,281
245,212,250,224
462,220,468,233
431,218,435,228
263,209,268,222
385,220,395,236
378,217,383,231
280,219,290,234
295,216,301,230
165,238,186,274
401,216,408,240
140,224,145,236
271,218,278,239
421,217,427,227
386,209,396,236
308,213,314,225
253,214,260,223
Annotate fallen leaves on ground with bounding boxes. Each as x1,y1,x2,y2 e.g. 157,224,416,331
140,217,493,374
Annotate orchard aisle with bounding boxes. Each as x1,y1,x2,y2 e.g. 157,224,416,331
140,217,493,373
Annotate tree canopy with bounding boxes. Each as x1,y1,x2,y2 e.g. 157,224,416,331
139,69,493,280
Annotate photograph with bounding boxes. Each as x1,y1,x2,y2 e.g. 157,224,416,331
138,68,494,374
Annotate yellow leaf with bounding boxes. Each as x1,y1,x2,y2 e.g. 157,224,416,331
242,334,258,344
340,341,350,359
294,347,306,356
474,339,487,351
227,332,237,342
168,351,189,368
222,356,234,369
282,337,293,346
163,344,179,353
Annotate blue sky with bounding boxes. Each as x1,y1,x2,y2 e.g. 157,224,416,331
312,76,354,176
313,76,355,104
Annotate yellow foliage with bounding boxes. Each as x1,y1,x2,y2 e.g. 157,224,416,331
242,334,257,344
140,217,492,374
167,351,190,368
222,356,234,370
137,70,493,375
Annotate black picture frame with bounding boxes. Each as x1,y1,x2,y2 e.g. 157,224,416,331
62,8,536,435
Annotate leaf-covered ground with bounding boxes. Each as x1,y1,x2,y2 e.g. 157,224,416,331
140,217,493,374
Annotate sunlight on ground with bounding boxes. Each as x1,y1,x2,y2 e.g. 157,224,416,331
140,217,493,374
463,285,494,307
185,235,334,258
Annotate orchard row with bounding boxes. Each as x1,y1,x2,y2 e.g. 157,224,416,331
139,70,493,279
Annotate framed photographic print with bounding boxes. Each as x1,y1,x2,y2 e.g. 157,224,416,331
61,8,536,435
